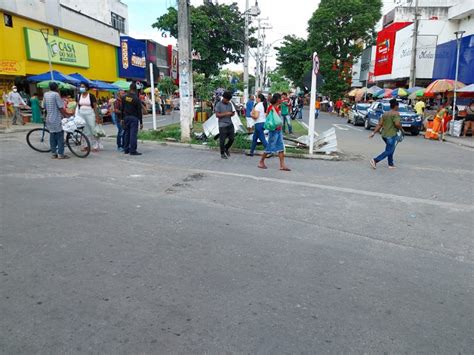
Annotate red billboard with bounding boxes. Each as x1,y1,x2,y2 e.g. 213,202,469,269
374,22,411,77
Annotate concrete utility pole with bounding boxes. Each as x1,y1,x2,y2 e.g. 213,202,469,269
178,0,192,142
409,0,419,88
255,17,270,92
243,0,250,103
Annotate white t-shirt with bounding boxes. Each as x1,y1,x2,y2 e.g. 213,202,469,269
254,102,266,124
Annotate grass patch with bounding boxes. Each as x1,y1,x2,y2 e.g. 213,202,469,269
138,117,309,155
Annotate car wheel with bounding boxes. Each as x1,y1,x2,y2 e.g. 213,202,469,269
364,118,371,130
411,129,419,136
347,117,351,124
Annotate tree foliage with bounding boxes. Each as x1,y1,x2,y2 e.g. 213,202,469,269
275,36,311,88
158,76,177,96
153,3,253,78
276,0,382,98
268,70,291,94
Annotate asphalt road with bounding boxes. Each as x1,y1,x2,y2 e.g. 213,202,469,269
0,120,473,353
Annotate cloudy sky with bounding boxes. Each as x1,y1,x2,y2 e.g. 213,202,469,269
125,0,398,73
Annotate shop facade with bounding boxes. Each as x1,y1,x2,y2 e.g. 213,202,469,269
0,13,120,97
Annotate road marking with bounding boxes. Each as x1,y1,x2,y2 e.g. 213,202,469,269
345,124,363,132
333,124,349,131
124,160,473,212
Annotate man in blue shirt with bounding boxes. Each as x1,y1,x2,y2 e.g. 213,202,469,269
245,95,255,133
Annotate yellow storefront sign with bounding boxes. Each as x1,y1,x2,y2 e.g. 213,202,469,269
0,60,26,75
24,28,90,68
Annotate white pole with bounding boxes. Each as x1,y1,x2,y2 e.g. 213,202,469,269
150,63,157,130
308,52,318,155
243,0,249,103
453,32,464,123
178,0,191,142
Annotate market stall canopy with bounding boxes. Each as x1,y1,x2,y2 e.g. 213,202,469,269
374,88,393,98
457,83,474,93
407,86,424,94
367,86,382,95
91,80,120,91
69,73,94,86
36,80,75,90
354,88,367,102
425,79,465,94
392,88,408,97
27,70,81,85
347,88,359,97
112,80,132,90
408,89,426,100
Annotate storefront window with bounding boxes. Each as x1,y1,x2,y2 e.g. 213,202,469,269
4,13,13,27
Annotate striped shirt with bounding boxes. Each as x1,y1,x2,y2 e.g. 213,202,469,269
43,91,64,133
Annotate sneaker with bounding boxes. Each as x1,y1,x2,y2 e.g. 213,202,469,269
130,152,142,156
245,152,254,157
124,150,130,154
51,154,58,159
221,154,228,159
57,155,70,159
388,165,397,169
370,159,377,169
225,150,231,157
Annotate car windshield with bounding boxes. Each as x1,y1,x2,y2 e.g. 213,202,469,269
382,104,410,113
357,104,370,110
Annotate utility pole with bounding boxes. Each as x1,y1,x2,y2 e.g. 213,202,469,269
255,18,270,92
243,0,250,103
409,0,419,88
178,0,192,142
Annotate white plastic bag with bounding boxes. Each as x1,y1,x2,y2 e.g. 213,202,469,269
73,116,86,127
61,118,77,133
93,124,106,138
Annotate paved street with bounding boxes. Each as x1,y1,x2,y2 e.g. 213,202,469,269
0,121,473,353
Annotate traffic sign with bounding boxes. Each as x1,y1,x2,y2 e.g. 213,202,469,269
313,53,319,75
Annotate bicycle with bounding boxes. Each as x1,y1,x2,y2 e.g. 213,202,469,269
26,121,91,158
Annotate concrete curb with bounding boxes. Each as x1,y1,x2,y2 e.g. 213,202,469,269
443,137,474,149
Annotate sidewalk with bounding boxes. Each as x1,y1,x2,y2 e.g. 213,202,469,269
444,135,474,148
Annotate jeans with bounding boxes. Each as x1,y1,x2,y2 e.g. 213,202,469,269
219,125,235,155
374,135,398,166
297,107,303,120
12,106,22,124
111,112,124,149
250,122,268,154
50,131,64,156
123,116,139,153
314,109,319,119
282,114,292,134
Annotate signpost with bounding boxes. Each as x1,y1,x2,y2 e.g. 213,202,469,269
150,63,157,130
308,52,319,154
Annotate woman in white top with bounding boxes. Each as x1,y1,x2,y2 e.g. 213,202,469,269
76,83,101,151
247,94,268,156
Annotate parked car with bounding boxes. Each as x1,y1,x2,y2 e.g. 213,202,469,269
348,103,370,126
365,100,423,135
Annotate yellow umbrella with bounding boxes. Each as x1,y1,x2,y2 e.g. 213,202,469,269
347,88,359,97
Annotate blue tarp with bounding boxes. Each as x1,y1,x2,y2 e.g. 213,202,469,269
69,73,94,86
27,70,81,85
432,35,474,85
90,80,120,91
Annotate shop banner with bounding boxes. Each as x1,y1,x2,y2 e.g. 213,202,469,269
168,45,178,81
359,46,374,82
24,28,89,68
433,35,474,84
374,22,411,77
118,36,146,80
0,60,26,75
392,24,437,80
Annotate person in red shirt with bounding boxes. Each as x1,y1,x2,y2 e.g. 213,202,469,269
335,98,343,116
258,93,291,171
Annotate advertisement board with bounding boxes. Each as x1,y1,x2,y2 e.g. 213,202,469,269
24,28,89,68
359,46,374,82
118,36,146,80
392,24,438,80
0,60,26,75
374,22,411,78
433,35,474,84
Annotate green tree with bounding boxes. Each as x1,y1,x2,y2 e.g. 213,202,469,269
153,3,253,78
307,0,382,98
158,76,177,96
275,36,311,88
268,70,291,93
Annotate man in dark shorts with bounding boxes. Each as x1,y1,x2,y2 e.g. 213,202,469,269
121,82,143,156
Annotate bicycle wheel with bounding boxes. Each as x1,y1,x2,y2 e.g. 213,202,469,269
26,128,51,153
66,130,90,158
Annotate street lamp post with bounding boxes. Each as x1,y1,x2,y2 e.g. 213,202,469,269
243,1,260,103
39,28,54,82
453,30,465,121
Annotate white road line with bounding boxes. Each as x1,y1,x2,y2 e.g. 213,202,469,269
124,159,474,212
333,124,349,131
345,124,363,132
